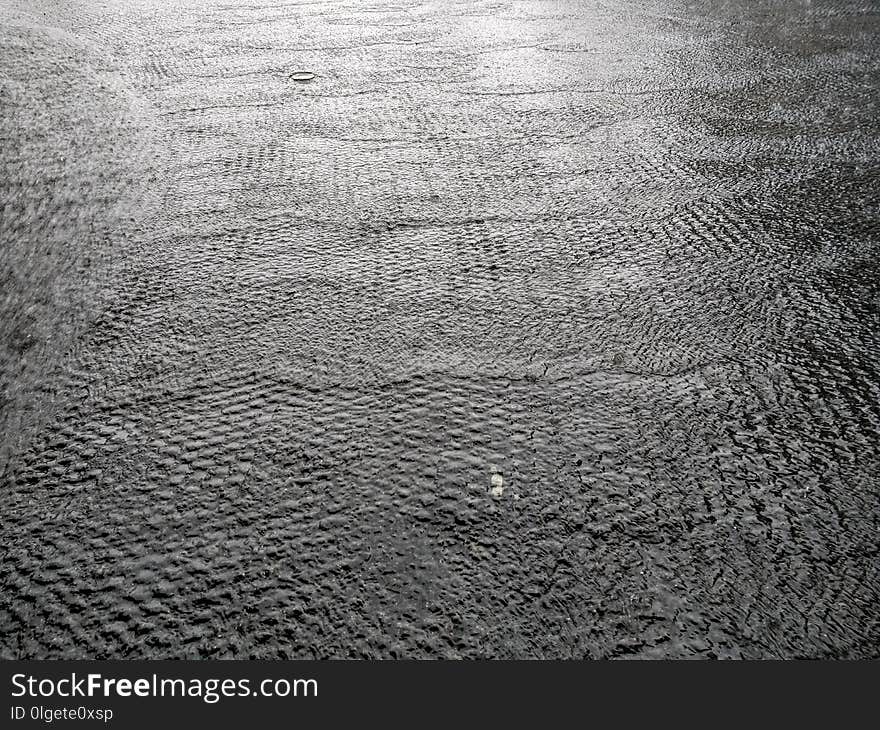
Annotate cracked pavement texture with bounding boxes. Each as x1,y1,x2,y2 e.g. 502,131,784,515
1,0,879,658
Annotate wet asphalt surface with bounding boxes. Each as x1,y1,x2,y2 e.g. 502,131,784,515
1,0,879,658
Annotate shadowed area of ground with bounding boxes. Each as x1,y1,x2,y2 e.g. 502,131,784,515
1,0,878,658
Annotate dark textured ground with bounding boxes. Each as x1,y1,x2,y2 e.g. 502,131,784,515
1,0,879,658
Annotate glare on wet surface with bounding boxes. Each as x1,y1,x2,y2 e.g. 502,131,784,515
1,0,878,658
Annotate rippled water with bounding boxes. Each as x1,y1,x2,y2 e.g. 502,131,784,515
1,0,878,658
